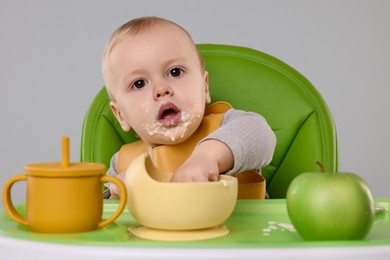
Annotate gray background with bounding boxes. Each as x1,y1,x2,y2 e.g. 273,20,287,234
1,0,389,207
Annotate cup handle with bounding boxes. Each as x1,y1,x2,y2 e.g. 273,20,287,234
2,174,29,226
98,175,127,228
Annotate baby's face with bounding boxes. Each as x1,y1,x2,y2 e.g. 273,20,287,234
107,23,210,146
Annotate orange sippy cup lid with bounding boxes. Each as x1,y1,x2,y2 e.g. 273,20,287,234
24,136,105,177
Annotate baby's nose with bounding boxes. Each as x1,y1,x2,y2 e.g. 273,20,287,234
153,84,173,99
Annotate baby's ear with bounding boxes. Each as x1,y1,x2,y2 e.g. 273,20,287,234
204,71,211,104
110,101,131,132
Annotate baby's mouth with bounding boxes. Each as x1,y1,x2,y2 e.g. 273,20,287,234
157,102,181,127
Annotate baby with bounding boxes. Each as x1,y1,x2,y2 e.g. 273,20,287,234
102,16,276,199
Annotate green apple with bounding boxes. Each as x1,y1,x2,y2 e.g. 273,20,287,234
286,162,375,240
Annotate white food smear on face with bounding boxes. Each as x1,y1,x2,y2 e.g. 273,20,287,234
142,108,197,142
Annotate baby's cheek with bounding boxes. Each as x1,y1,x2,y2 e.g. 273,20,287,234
184,102,204,119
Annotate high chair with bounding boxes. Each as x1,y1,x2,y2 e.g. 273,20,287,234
80,44,338,198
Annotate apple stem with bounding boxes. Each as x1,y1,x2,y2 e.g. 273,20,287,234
316,161,327,173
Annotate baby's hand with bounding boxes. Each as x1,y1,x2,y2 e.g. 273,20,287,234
170,139,234,183
109,171,126,199
170,153,219,182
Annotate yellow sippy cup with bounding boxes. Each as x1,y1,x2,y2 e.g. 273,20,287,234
2,136,127,233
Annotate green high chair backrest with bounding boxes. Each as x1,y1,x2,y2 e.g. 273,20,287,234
80,44,338,198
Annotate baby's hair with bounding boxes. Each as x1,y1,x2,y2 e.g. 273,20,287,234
102,16,205,99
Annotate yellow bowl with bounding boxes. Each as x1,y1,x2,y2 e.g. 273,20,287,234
125,153,238,230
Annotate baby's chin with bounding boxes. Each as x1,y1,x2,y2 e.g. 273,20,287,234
147,129,194,147
142,111,203,146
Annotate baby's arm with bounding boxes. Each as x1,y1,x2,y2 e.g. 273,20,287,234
170,139,234,182
211,109,276,173
171,109,276,182
104,152,124,199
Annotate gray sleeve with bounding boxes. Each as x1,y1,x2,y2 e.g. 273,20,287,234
199,109,276,174
106,151,119,177
104,152,119,189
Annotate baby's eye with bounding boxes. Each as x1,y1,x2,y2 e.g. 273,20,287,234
133,79,146,89
169,67,183,78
